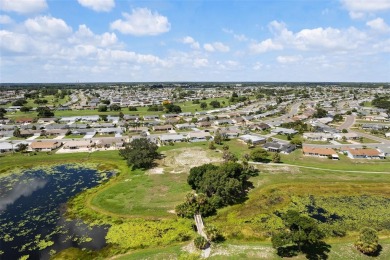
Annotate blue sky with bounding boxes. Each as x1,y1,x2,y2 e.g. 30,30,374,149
0,0,389,83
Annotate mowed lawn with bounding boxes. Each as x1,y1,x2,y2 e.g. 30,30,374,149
280,149,390,172
90,169,191,218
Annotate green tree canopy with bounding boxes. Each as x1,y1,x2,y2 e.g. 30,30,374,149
110,104,121,111
355,227,380,255
209,100,221,108
187,162,258,208
272,210,325,253
98,105,107,112
313,107,327,118
250,148,269,162
119,138,159,169
37,107,54,118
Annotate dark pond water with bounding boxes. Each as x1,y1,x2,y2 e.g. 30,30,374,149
0,165,113,260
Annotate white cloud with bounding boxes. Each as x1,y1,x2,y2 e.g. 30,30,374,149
193,58,208,68
203,43,215,52
250,39,283,53
77,0,115,12
263,21,369,52
367,18,390,33
223,28,248,42
348,11,366,19
110,8,170,36
0,0,47,14
24,16,72,38
0,30,30,53
69,25,118,47
181,36,200,49
0,15,13,24
203,42,230,52
341,0,390,12
253,62,263,70
277,55,302,64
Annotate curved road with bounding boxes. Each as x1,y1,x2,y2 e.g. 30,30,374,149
337,115,355,130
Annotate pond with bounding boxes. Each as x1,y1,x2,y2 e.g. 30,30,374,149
0,164,113,260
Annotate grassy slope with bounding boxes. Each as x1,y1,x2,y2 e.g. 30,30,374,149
113,239,390,260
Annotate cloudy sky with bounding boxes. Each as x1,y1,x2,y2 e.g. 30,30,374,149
0,0,389,83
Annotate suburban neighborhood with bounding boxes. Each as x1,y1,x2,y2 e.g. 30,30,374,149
1,83,389,160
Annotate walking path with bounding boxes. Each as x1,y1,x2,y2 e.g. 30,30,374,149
194,214,211,258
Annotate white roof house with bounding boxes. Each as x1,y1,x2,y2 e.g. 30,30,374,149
239,134,266,145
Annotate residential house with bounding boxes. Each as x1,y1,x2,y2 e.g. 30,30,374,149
333,133,359,141
159,134,186,144
30,140,62,152
175,123,196,130
302,146,339,159
248,123,271,131
20,129,41,137
263,141,296,154
345,148,384,159
15,118,34,124
162,114,179,119
153,125,174,132
37,118,57,124
95,137,124,148
239,134,266,145
214,119,234,126
0,142,14,153
271,127,298,135
63,140,93,149
45,129,69,136
303,132,333,141
144,115,160,120
187,131,212,142
197,121,212,128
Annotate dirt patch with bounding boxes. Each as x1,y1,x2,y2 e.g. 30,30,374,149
182,241,199,254
211,244,274,258
160,147,222,174
146,167,164,175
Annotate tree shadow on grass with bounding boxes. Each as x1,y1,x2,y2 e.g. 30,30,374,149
276,245,299,258
302,241,331,260
359,244,383,257
276,242,331,259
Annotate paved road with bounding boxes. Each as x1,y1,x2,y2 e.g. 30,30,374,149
264,102,301,124
337,115,355,130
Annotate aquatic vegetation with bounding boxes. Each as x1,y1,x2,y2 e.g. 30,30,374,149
0,164,113,259
106,218,193,249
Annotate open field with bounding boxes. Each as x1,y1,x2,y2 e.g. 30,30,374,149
2,143,390,259
4,96,237,119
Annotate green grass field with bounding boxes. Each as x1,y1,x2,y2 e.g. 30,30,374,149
4,96,240,119
3,143,390,259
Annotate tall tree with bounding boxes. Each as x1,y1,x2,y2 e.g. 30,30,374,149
119,138,159,169
272,210,324,253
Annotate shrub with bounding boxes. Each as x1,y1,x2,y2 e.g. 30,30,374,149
194,235,208,249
